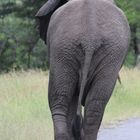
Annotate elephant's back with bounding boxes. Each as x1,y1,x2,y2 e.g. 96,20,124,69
48,0,130,48
47,0,100,48
47,0,130,57
97,1,130,47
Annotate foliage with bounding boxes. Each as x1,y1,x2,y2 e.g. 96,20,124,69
116,0,140,64
124,47,135,67
0,0,47,72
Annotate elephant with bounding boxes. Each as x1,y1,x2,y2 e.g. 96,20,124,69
36,0,130,140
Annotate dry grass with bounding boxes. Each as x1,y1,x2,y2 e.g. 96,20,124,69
0,68,140,139
0,70,53,140
103,68,140,124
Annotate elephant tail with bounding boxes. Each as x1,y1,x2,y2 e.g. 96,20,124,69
118,74,122,84
72,50,93,140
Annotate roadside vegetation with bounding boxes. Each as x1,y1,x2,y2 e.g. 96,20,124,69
0,68,140,140
103,68,140,124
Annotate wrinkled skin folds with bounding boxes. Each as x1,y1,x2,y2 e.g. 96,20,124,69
36,0,130,140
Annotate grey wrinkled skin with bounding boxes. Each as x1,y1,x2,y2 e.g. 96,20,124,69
36,0,130,140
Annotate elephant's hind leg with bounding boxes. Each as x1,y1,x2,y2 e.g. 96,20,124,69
83,46,127,140
48,50,79,140
67,93,79,140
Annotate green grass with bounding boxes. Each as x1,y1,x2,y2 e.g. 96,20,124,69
0,70,53,140
0,68,140,139
103,68,140,124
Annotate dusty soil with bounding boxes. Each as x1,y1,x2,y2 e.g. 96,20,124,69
98,118,140,140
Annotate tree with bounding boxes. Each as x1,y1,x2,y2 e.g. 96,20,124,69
116,0,140,66
0,0,48,72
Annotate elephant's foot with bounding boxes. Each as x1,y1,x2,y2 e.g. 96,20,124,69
83,99,106,140
55,134,69,140
53,115,70,140
84,133,97,140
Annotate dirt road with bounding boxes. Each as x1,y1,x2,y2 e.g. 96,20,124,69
98,118,140,140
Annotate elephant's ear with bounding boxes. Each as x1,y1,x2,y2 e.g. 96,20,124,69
35,0,68,44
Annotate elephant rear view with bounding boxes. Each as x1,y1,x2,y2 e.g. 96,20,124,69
36,0,130,140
